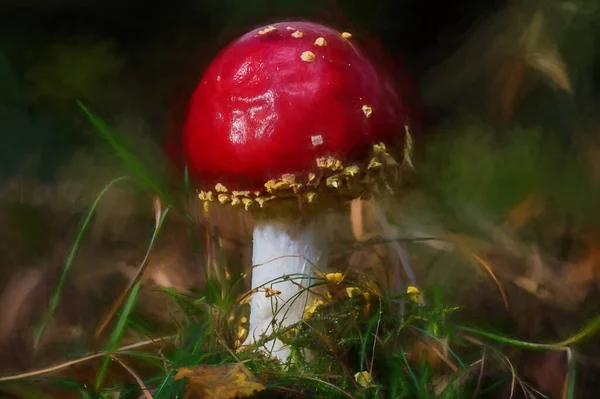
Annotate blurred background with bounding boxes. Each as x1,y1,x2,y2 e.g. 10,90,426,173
1,0,600,397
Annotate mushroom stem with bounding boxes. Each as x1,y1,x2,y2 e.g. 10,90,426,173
244,217,329,362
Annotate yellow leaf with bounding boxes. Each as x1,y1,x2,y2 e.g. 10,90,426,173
354,371,374,388
175,363,266,399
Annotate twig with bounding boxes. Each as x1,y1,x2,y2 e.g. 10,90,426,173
111,355,153,399
0,336,175,382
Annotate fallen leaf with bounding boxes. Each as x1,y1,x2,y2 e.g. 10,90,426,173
175,363,266,399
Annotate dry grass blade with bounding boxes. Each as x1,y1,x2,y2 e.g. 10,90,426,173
472,348,486,398
528,50,573,92
471,253,510,311
111,355,153,399
520,10,571,93
0,336,175,382
464,335,517,398
153,196,162,230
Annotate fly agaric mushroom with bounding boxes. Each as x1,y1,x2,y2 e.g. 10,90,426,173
181,21,412,361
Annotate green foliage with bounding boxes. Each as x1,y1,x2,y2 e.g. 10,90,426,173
420,119,599,233
78,103,175,205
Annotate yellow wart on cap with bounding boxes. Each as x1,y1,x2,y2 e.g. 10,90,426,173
291,30,304,38
301,51,316,62
258,26,277,35
314,37,327,47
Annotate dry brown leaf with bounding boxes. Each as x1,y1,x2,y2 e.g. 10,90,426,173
496,9,571,120
527,49,573,92
174,362,266,399
504,195,545,229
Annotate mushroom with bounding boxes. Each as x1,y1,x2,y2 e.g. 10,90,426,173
181,21,411,362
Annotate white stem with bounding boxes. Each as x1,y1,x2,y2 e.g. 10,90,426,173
244,218,329,362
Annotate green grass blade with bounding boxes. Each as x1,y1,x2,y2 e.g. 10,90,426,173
94,281,142,389
398,348,424,398
554,314,600,346
152,370,176,399
77,101,167,199
34,176,128,349
461,314,600,349
94,207,170,389
359,312,379,370
564,350,577,399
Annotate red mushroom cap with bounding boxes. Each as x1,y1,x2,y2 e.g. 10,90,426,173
182,21,407,191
